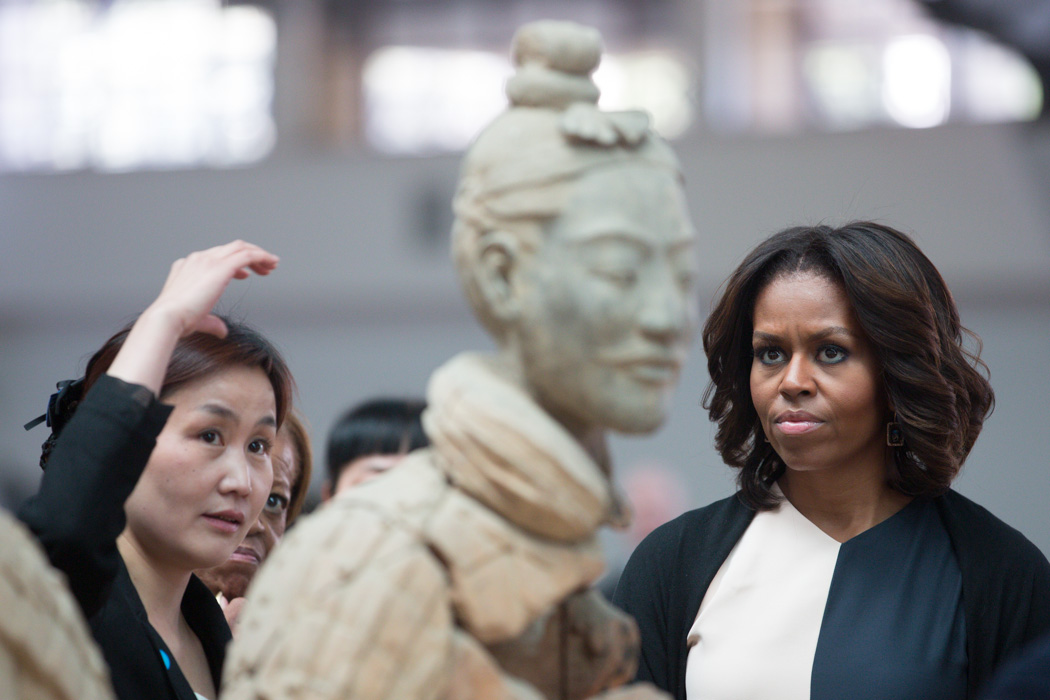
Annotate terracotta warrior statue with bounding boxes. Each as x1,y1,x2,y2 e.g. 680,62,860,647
0,509,116,700
222,20,697,700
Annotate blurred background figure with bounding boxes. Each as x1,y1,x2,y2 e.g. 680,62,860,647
195,411,313,634
600,463,688,599
322,397,428,500
0,509,115,700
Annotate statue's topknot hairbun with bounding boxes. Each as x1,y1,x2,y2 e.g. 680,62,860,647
506,21,603,109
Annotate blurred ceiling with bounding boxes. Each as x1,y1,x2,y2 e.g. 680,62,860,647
919,0,1050,115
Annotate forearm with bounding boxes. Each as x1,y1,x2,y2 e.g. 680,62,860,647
108,240,280,395
104,307,184,396
18,375,171,617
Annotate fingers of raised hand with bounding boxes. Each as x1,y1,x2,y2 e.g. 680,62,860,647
150,241,278,337
196,314,229,339
180,238,274,264
215,240,279,275
172,241,277,287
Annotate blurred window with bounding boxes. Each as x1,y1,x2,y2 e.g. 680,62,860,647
0,0,276,173
703,0,1043,133
362,46,694,155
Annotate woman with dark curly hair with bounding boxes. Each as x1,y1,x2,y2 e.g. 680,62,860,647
195,410,313,635
613,222,1050,700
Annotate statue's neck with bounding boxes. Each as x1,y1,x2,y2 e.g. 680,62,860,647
492,350,611,475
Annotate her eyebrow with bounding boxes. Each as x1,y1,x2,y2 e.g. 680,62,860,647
197,403,277,428
811,326,855,340
751,327,855,343
198,403,237,420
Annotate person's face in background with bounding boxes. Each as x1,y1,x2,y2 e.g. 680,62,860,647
195,426,297,599
121,365,275,574
331,452,405,495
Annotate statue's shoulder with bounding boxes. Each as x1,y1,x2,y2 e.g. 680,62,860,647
332,449,453,529
247,449,454,599
223,452,458,700
0,510,115,700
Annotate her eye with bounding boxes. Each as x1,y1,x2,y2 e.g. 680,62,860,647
754,346,785,365
264,493,289,515
200,430,222,445
248,438,272,456
818,345,849,364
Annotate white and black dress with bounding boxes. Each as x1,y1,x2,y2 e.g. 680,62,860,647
613,488,1050,700
683,492,965,699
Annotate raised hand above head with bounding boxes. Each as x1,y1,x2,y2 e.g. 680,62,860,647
107,241,279,395
146,240,279,339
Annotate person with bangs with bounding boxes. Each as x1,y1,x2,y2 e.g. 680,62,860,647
614,222,1050,700
20,241,293,700
321,398,427,500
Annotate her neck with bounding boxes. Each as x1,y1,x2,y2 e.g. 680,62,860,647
778,464,912,543
117,531,192,640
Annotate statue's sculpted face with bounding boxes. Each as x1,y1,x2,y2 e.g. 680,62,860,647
511,161,697,435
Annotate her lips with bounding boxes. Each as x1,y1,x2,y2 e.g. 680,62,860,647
210,511,243,523
774,412,823,435
776,420,822,435
203,510,245,534
228,546,261,565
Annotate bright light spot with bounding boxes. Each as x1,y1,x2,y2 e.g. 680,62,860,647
222,5,278,62
0,0,276,173
882,34,951,129
594,53,693,139
962,40,1043,123
364,47,511,154
363,46,694,154
803,42,880,129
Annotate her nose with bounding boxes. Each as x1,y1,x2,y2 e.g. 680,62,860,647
219,451,254,498
779,354,816,398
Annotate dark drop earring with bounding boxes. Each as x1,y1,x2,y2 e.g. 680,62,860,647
886,413,905,447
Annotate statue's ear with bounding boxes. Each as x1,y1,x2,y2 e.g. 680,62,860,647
476,230,522,325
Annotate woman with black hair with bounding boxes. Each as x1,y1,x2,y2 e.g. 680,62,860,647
20,241,293,700
614,222,1050,700
321,397,427,499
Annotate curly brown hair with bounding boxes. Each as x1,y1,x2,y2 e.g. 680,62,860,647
281,411,313,525
702,222,994,509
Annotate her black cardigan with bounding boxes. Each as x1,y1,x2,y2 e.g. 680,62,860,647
19,375,231,700
613,491,1050,700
